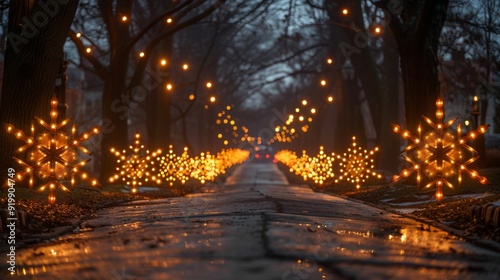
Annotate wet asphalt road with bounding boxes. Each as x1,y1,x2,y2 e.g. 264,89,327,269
9,162,500,279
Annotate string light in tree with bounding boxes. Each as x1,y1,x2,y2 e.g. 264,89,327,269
166,83,173,91
108,133,162,193
392,98,489,202
335,136,382,189
5,98,101,203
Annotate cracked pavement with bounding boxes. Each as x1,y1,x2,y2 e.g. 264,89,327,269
9,163,500,279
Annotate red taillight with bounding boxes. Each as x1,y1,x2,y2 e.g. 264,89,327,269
255,154,260,158
265,154,270,159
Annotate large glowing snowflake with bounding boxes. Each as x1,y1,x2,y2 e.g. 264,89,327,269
5,98,100,203
308,147,335,185
392,98,489,202
157,146,191,186
335,136,382,189
108,133,162,193
189,152,219,184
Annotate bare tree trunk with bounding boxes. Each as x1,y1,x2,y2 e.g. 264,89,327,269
383,0,449,133
0,0,79,185
379,28,401,172
147,38,172,149
99,0,132,183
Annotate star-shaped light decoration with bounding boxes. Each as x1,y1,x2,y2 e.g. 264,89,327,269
5,98,101,203
157,146,191,186
392,98,489,202
290,150,313,181
308,147,335,185
335,136,382,189
108,133,162,193
190,152,219,184
275,150,298,167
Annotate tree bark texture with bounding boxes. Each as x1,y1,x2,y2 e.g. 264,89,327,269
0,0,79,186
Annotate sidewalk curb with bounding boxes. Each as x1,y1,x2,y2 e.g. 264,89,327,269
311,187,500,254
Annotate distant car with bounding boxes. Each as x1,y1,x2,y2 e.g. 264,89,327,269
253,145,274,162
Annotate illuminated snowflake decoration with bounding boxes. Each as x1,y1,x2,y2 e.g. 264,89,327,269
190,152,219,184
108,133,162,193
335,136,382,189
307,147,335,185
5,98,100,203
392,98,489,202
157,146,191,186
291,150,312,181
275,150,299,167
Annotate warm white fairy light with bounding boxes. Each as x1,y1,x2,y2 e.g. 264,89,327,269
157,146,190,186
5,98,101,203
108,133,162,193
392,98,489,202
335,136,382,189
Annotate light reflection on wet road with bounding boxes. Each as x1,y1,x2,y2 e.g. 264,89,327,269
10,163,500,279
